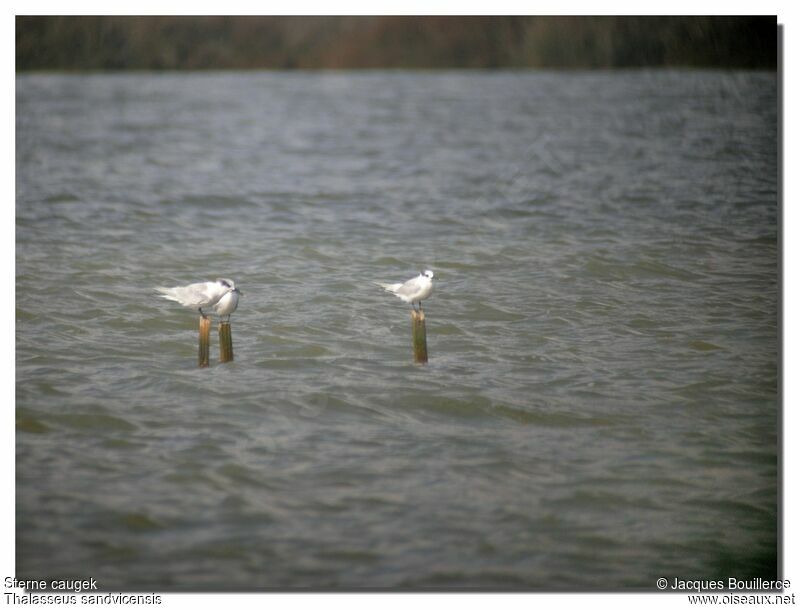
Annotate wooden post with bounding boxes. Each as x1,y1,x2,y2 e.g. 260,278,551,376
198,316,211,368
411,309,428,364
219,321,234,363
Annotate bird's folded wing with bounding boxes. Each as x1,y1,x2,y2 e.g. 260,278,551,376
394,278,421,297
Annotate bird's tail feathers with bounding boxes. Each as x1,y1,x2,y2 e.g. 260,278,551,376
374,281,402,293
155,287,179,301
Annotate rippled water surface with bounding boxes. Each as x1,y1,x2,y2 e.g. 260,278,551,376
16,71,778,589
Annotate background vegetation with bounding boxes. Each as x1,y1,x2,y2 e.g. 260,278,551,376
17,16,776,71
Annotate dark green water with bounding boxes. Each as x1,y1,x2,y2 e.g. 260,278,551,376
16,71,778,589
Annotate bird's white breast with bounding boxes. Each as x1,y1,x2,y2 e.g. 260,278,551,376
214,291,239,316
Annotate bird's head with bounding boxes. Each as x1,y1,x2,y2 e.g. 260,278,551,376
422,270,434,280
216,278,237,293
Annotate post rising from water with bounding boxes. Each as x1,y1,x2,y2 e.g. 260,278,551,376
219,321,234,363
411,308,428,364
198,316,211,367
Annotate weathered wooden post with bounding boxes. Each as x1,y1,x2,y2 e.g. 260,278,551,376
198,316,211,368
411,309,428,364
219,321,234,363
